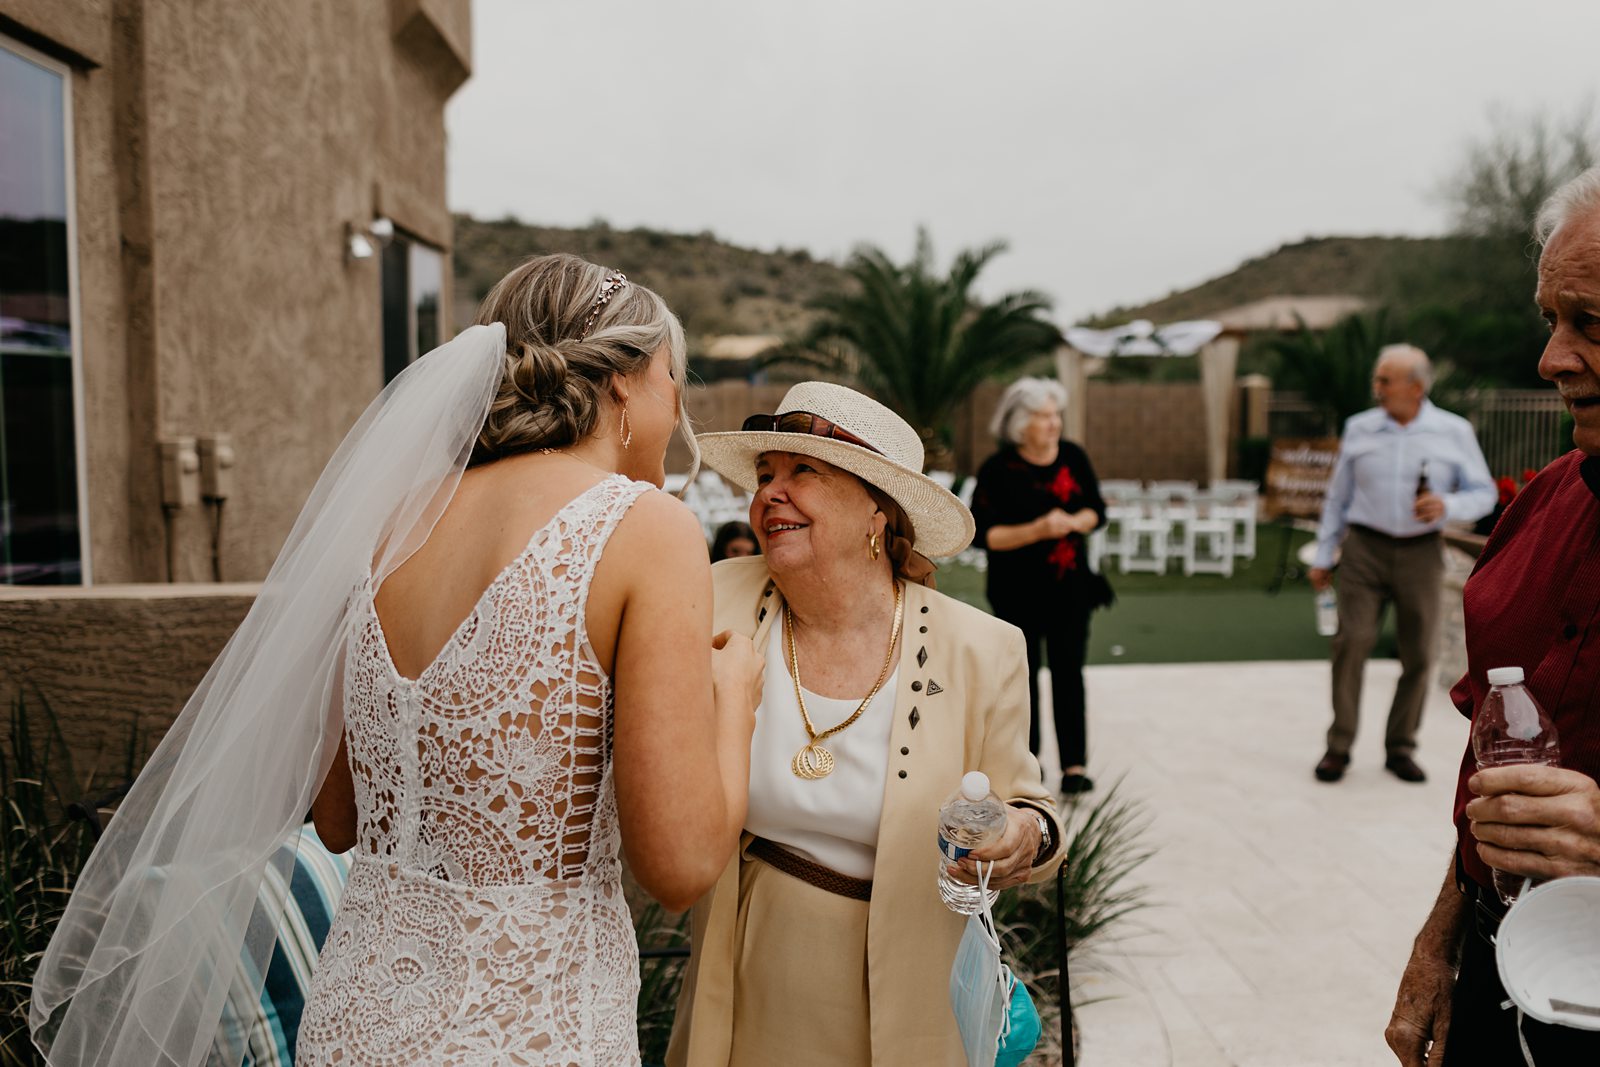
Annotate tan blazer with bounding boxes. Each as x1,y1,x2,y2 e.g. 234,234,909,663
667,556,1064,1067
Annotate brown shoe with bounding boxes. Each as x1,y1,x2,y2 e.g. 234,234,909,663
1314,751,1350,783
1385,754,1427,783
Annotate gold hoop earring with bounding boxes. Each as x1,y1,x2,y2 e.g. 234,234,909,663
868,530,881,561
619,406,633,449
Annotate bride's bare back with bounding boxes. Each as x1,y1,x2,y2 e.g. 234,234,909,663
376,455,633,679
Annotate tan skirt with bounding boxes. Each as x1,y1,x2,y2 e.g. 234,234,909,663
724,845,872,1067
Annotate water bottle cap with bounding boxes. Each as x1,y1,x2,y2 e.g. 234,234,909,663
960,771,991,801
1487,666,1525,686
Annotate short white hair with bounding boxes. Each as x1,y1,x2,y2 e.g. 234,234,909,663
1535,165,1600,245
1376,343,1434,393
990,376,1069,444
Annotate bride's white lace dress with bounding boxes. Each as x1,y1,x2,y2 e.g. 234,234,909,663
297,475,653,1066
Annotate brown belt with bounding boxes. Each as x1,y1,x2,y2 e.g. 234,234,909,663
1349,523,1441,544
747,836,873,901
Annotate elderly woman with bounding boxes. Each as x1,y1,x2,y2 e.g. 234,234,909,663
972,377,1109,796
665,382,1063,1067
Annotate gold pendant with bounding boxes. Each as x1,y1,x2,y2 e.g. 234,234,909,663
791,743,836,780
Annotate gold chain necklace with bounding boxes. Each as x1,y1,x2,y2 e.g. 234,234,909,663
785,582,904,780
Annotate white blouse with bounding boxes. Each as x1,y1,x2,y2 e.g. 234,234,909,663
743,631,898,880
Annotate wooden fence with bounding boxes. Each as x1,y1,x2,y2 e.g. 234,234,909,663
672,379,1216,481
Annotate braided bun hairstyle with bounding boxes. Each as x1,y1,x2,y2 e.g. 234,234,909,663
469,253,692,468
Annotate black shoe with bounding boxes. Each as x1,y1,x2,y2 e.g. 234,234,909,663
1385,754,1427,783
1314,751,1350,783
1060,772,1095,796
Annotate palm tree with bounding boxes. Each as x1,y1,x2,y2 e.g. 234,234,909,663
782,229,1061,470
1267,310,1399,433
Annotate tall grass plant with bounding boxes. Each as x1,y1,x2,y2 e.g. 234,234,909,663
995,781,1153,1065
0,691,107,1066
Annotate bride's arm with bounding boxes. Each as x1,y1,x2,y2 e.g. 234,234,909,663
607,492,758,913
311,731,357,853
311,648,356,853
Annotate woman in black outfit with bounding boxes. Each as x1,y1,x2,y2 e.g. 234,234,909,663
971,377,1108,795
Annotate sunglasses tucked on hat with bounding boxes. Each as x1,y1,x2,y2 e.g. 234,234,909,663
695,382,976,559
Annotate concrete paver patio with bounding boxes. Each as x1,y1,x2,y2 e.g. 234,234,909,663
1065,659,1469,1067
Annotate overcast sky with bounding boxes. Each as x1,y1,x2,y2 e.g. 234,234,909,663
446,0,1599,323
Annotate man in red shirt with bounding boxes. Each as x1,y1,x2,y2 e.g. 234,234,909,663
1384,169,1600,1064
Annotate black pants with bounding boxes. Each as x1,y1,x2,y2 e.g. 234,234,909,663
998,603,1091,771
1443,911,1600,1065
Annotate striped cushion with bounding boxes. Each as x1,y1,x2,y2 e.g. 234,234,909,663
228,824,351,1067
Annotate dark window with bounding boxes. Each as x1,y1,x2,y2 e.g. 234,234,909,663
0,39,81,584
381,231,444,383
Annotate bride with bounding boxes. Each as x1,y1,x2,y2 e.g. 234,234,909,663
30,255,761,1066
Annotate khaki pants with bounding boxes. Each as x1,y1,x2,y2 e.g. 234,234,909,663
1327,526,1444,758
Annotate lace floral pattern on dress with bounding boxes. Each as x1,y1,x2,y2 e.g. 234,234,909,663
297,476,652,1067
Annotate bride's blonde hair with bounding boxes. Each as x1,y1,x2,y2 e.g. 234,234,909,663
470,253,694,469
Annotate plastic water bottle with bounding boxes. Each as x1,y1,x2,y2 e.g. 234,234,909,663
937,771,1008,914
1470,666,1562,904
1314,588,1338,637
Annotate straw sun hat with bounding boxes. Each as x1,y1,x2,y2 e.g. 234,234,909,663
695,381,976,559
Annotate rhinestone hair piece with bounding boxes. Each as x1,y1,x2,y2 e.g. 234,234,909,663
577,272,629,340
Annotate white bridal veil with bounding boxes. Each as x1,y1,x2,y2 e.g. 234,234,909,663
30,324,507,1066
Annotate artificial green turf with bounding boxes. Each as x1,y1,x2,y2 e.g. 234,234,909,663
935,522,1399,665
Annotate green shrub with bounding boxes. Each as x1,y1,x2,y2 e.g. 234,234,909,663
0,692,103,1067
634,903,691,1064
994,781,1153,1063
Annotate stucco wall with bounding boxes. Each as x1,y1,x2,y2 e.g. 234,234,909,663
1,0,470,585
0,584,255,785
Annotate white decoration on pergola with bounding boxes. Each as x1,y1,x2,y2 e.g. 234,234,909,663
1054,319,1241,484
1062,319,1223,358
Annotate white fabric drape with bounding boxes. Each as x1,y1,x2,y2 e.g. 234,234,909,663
30,324,506,1067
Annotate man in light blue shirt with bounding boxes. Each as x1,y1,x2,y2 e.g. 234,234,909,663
1309,344,1495,784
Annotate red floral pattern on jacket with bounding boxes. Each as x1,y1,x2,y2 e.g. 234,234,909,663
1049,466,1080,505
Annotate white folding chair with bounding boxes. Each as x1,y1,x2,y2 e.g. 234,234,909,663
1147,480,1199,506
1120,515,1170,574
1098,480,1141,506
1099,504,1140,569
1183,518,1235,576
1209,479,1258,500
1160,503,1197,573
956,477,977,509
1087,526,1107,573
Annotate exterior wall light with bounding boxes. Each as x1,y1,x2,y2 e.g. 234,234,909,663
346,222,375,262
346,217,395,263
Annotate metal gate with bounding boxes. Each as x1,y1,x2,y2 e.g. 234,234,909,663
1464,390,1569,478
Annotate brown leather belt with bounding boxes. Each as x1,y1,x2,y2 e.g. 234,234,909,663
747,836,873,901
1349,523,1441,544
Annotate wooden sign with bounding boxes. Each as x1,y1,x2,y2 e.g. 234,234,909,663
1263,437,1340,520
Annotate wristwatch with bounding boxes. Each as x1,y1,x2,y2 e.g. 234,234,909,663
1027,809,1053,865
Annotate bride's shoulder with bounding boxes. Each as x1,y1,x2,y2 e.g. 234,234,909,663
608,485,705,557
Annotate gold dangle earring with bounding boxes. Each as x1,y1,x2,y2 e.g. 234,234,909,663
619,405,633,449
868,530,882,561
